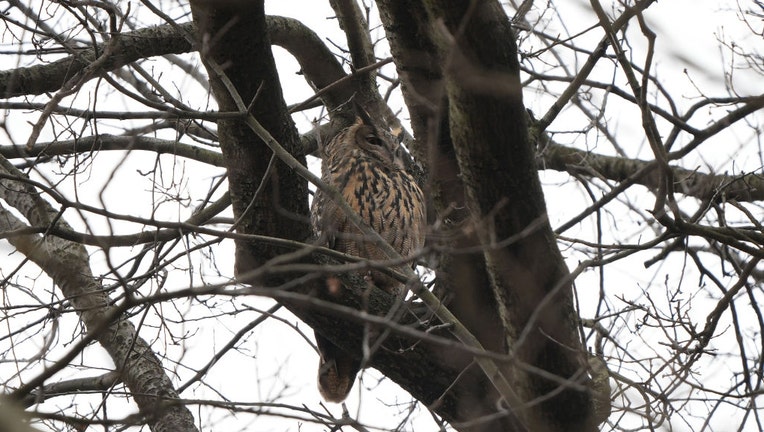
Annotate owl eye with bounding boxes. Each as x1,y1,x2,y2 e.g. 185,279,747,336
364,134,383,146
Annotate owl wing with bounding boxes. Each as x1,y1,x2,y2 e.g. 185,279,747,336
311,187,365,403
312,188,340,247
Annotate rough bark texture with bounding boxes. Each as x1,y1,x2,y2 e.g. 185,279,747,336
1,20,756,203
376,0,505,352
267,15,354,114
420,1,598,430
190,0,310,278
0,24,191,99
189,1,599,430
188,2,534,429
539,141,764,203
376,2,510,429
289,270,508,429
377,0,603,430
0,159,198,432
5,1,763,430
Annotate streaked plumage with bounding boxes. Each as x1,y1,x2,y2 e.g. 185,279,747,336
310,115,426,402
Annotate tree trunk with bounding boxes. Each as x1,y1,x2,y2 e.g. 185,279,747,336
190,1,600,431
190,0,311,282
380,1,601,430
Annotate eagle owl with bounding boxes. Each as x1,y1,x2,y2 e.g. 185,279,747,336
310,113,426,402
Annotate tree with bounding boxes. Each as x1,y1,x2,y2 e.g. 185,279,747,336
0,0,762,431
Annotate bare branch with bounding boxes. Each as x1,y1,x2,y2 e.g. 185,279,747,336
0,156,198,432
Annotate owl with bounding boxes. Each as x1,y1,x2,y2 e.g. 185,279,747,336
310,113,426,402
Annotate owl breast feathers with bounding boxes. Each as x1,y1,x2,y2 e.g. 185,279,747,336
310,115,426,402
311,117,426,294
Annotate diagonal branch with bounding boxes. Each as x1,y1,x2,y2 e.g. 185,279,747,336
0,156,198,432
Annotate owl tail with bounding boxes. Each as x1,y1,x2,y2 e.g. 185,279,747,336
315,332,361,403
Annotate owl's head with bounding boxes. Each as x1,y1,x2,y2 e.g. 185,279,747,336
323,113,404,170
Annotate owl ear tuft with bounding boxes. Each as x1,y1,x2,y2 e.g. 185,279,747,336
352,100,375,128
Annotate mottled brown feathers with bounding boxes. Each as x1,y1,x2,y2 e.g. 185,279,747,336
310,116,426,402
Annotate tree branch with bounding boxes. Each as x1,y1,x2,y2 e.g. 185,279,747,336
1,134,224,166
0,23,192,99
538,141,764,203
0,156,198,432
